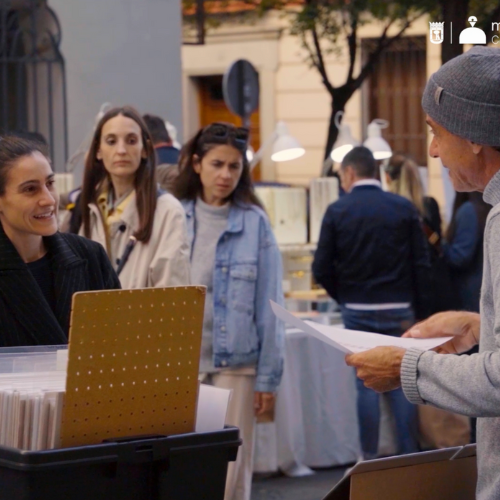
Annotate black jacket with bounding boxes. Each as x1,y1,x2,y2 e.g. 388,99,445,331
312,185,431,319
0,227,120,347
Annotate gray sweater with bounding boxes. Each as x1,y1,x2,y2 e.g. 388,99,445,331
190,198,229,373
401,169,500,500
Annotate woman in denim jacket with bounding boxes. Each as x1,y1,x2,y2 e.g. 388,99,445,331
173,123,284,500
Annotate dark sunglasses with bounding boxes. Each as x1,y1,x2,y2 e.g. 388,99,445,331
202,122,249,150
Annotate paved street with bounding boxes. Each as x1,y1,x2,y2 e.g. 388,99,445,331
251,467,347,500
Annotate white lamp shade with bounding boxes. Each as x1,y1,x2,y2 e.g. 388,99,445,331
270,121,305,162
330,123,359,163
363,121,392,160
246,145,255,163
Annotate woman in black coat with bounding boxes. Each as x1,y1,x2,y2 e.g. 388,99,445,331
0,134,120,346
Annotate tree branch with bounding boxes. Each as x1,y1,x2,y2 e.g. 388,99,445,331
311,24,334,94
346,17,358,83
351,13,423,93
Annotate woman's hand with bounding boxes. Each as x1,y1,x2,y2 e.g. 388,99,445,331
254,391,275,417
403,311,480,354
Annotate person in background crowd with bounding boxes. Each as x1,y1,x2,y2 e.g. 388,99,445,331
0,135,120,346
76,106,190,289
173,122,284,500
346,47,500,500
313,146,431,461
444,192,490,313
384,154,455,314
385,153,441,239
143,113,180,192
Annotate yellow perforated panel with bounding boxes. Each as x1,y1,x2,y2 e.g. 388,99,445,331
60,286,205,448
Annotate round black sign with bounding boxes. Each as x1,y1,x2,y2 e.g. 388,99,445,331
222,59,259,120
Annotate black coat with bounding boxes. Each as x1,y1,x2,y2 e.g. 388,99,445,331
312,185,432,320
0,227,120,347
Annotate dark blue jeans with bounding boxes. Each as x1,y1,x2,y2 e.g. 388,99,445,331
341,306,419,459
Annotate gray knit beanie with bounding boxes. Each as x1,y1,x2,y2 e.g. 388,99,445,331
422,46,500,147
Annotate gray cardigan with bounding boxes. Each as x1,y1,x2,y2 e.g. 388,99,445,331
401,168,500,500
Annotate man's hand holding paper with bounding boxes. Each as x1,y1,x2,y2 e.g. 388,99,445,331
403,311,480,354
270,302,456,393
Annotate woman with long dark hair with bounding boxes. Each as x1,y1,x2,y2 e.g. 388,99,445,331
444,192,490,312
173,123,284,500
77,106,190,288
0,135,120,346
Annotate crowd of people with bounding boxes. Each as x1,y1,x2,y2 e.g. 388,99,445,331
0,46,499,500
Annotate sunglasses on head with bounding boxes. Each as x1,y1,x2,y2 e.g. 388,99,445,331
202,122,249,150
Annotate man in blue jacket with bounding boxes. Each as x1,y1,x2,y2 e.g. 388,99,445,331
312,146,431,460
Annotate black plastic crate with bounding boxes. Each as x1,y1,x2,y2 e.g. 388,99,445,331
0,427,240,500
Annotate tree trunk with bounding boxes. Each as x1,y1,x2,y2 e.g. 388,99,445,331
440,0,469,64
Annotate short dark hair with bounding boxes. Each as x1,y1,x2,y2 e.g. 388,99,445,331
341,146,376,178
142,114,171,145
0,135,49,195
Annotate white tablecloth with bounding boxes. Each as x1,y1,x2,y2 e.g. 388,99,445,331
254,325,397,475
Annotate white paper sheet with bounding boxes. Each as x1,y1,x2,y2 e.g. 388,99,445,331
271,301,453,354
195,384,231,433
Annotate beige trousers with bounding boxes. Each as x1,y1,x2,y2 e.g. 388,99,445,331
209,369,256,500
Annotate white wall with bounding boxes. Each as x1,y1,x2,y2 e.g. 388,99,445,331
49,0,183,182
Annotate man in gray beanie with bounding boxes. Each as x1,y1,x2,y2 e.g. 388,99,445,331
345,46,500,500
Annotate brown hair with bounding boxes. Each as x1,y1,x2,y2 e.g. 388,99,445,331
385,153,425,215
80,106,157,243
0,135,49,196
172,122,263,209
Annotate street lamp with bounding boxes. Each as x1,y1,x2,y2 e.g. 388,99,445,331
363,119,392,160
329,112,392,163
250,121,305,170
330,111,359,163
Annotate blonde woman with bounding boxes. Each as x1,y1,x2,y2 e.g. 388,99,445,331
384,154,450,314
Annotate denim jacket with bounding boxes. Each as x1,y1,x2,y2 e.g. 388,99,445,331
182,199,285,393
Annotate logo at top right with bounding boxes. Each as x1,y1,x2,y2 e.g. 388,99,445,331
460,16,487,44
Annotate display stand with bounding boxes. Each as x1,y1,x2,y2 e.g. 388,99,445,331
0,286,242,500
61,286,205,447
323,445,477,500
